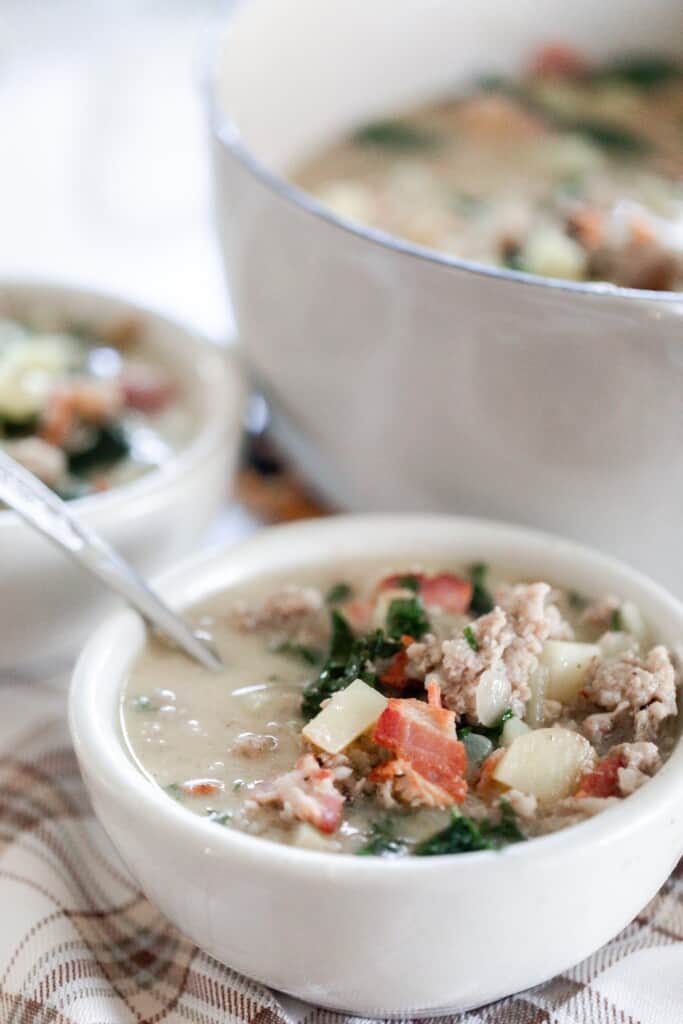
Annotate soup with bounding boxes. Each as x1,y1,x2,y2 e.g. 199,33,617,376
293,46,683,289
121,560,680,856
0,314,189,499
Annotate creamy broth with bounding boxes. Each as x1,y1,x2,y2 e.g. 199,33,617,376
293,47,683,289
122,562,680,857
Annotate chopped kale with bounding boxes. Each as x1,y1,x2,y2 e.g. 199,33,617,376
301,611,401,720
476,73,511,93
463,625,479,652
325,581,353,606
468,562,494,616
451,192,487,217
610,607,623,632
459,707,514,746
131,695,155,712
414,812,493,856
67,423,130,476
206,809,233,826
561,120,649,154
483,799,526,844
568,590,589,612
415,803,526,856
328,608,355,661
386,595,429,641
501,245,527,272
397,574,420,593
354,120,439,150
273,641,323,666
164,783,183,801
0,414,38,439
593,54,682,89
232,780,244,792
55,480,89,502
357,817,406,857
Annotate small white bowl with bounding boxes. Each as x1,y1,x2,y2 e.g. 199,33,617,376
70,515,683,1016
0,279,243,668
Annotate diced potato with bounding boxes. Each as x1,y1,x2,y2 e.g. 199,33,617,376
540,641,600,704
493,727,594,802
500,715,530,747
537,134,604,177
475,668,511,727
521,226,588,281
526,665,547,729
293,823,342,853
599,631,637,659
302,679,387,755
620,601,649,644
318,181,373,223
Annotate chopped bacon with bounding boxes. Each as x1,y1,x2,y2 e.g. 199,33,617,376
575,752,623,799
121,366,175,413
380,635,414,689
249,754,344,834
530,43,589,79
379,573,472,615
426,677,443,708
567,208,605,252
372,698,467,802
180,779,224,797
40,379,123,447
342,598,373,633
370,759,454,809
475,749,505,798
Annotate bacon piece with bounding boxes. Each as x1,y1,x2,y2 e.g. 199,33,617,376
379,573,472,614
180,779,224,797
121,366,175,413
476,749,506,798
249,754,344,834
530,43,589,79
426,678,443,708
370,759,455,809
380,634,414,689
372,698,467,802
567,208,605,252
342,598,373,633
575,752,623,799
40,379,123,447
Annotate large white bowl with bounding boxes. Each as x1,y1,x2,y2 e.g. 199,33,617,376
208,0,683,594
70,515,683,1016
0,280,243,668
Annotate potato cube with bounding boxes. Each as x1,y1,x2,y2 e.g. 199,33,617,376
302,679,387,754
540,641,600,704
493,727,594,802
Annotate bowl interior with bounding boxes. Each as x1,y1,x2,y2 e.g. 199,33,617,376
72,515,683,870
215,0,683,170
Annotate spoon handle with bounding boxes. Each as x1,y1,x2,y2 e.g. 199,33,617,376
0,450,222,671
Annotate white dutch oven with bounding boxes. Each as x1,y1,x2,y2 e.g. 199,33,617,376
208,0,683,592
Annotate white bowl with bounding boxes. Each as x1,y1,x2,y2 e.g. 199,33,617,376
208,0,683,594
0,279,243,668
70,515,683,1016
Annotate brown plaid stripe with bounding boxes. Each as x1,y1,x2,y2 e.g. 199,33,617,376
0,678,680,1024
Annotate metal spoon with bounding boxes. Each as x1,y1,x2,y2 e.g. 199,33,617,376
0,449,223,671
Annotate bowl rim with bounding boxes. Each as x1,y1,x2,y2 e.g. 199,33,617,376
70,513,683,879
204,14,683,304
0,275,241,527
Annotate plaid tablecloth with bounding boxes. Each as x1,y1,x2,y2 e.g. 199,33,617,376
1,671,682,1024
